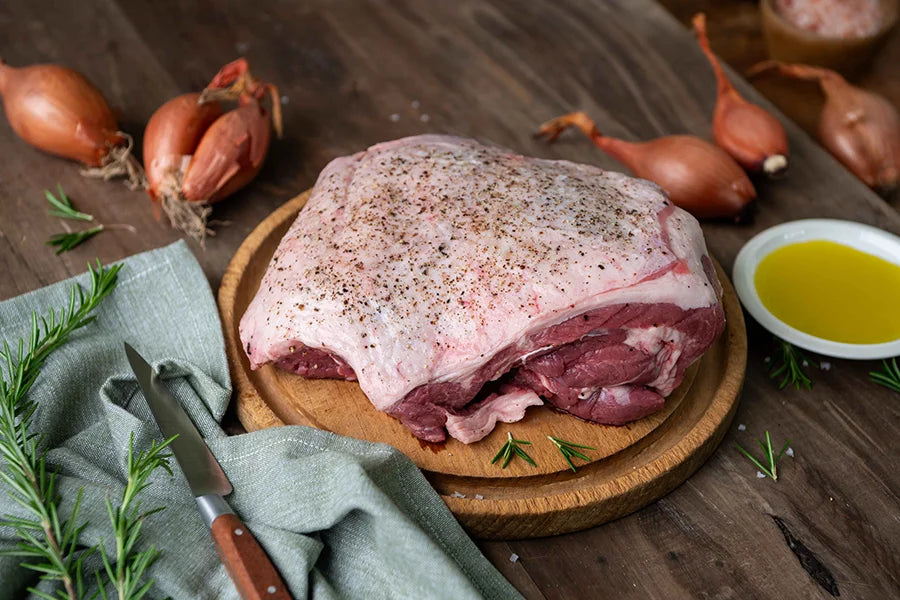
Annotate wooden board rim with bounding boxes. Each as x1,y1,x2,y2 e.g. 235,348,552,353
219,191,747,539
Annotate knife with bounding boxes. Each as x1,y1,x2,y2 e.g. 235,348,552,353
124,343,291,600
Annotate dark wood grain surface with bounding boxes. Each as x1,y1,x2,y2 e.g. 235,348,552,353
1,1,898,599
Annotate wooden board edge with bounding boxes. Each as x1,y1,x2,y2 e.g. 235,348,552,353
219,193,312,431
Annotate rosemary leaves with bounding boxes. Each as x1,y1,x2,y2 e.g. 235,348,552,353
44,185,135,255
48,226,106,254
0,262,121,598
491,432,536,468
490,433,597,471
0,262,172,600
769,338,818,390
547,436,596,472
735,431,791,481
97,433,174,600
46,184,93,221
869,357,900,393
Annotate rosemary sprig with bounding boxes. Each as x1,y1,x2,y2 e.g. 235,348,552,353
769,338,818,390
47,227,105,255
44,185,135,255
735,431,790,481
547,436,596,472
869,357,900,393
0,261,121,599
97,433,175,600
1,261,174,599
45,185,94,222
491,432,536,468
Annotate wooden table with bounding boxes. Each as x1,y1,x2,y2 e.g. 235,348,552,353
1,1,898,598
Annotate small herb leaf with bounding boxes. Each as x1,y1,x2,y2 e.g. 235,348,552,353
769,338,817,390
45,184,93,222
735,430,791,481
513,445,537,467
548,436,596,472
869,357,900,393
47,226,105,254
549,437,595,450
564,447,592,462
491,432,537,469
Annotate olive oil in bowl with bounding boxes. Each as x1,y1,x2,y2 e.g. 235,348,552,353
754,240,900,344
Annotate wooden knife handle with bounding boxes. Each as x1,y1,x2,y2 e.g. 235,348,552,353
210,513,292,600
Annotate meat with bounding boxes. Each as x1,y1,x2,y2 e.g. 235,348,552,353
240,135,725,443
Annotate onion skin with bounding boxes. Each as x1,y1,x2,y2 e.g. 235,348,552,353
0,60,121,166
143,92,223,201
693,14,789,176
182,96,271,204
749,60,900,193
538,111,755,220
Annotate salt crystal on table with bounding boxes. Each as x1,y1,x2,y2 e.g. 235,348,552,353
420,114,430,122
786,447,794,457
764,356,771,363
451,491,466,498
389,113,400,122
235,41,250,53
821,361,831,371
411,99,421,109
281,96,290,105
509,553,519,563
802,360,809,367
757,471,766,479
475,494,484,500
738,424,746,431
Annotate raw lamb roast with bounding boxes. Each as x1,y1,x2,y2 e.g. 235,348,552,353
240,135,725,443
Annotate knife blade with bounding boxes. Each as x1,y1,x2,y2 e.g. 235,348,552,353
125,343,232,498
124,343,291,600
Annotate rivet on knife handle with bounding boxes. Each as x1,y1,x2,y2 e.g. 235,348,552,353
210,513,292,600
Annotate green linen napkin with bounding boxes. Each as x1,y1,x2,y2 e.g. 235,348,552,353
0,241,521,600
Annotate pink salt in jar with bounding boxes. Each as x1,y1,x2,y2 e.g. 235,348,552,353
774,0,885,38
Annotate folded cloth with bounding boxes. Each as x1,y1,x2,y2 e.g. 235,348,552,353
0,241,521,600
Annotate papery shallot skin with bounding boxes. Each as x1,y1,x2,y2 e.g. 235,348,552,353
182,99,271,204
143,93,223,201
240,135,725,443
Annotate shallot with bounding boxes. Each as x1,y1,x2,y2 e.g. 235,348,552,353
538,112,755,220
142,58,282,241
144,93,223,202
143,93,223,233
693,14,789,176
749,60,900,193
0,59,143,187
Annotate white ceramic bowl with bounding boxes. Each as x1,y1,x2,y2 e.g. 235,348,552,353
733,219,900,359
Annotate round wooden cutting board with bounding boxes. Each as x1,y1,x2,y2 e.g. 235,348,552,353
218,191,747,539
